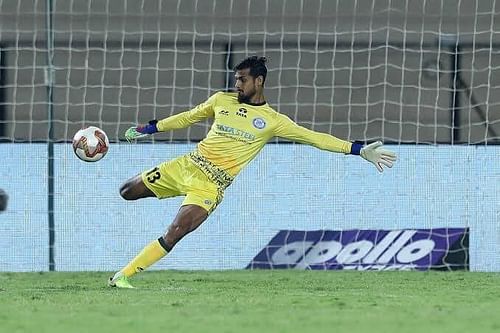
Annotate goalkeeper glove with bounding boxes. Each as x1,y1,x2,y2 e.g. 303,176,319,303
125,120,158,142
351,141,397,172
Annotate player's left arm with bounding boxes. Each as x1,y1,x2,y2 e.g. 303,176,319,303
274,114,397,172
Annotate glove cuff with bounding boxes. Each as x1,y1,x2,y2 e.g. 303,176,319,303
350,143,363,155
137,120,158,134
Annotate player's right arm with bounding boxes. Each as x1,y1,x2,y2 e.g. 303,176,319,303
125,93,218,141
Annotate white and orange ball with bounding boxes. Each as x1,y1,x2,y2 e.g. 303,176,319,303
72,126,109,162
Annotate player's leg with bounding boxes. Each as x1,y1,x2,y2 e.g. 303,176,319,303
109,204,209,288
162,204,208,251
109,155,222,288
119,174,156,200
110,163,178,288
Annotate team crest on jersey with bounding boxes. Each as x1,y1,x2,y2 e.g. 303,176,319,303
252,118,266,129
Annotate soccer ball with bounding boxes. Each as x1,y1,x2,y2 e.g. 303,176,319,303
72,126,109,162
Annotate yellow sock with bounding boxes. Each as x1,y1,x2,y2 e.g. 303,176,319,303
121,238,168,278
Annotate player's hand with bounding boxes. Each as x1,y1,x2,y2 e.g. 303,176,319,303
124,120,158,142
360,141,397,172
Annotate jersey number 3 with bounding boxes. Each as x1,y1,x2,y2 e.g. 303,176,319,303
146,167,161,183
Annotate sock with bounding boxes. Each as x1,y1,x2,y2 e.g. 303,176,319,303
120,238,169,278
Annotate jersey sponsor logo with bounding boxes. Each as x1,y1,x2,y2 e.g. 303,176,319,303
247,228,469,271
215,124,256,141
218,110,229,116
252,117,266,129
188,152,234,190
236,108,248,118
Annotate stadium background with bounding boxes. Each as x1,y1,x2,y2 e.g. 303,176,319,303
0,0,499,271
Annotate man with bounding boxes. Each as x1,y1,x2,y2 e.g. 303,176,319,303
0,189,7,212
109,56,397,288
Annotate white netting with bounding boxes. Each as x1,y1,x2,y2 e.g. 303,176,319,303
1,0,499,144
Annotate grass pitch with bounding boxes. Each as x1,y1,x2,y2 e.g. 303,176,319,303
1,270,499,333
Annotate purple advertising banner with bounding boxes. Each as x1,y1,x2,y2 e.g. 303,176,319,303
248,228,469,271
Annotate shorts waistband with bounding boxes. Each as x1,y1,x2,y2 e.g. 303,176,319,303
188,151,234,190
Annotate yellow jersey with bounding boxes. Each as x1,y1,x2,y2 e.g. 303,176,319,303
157,91,352,176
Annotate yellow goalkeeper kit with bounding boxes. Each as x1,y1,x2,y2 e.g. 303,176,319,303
141,91,353,214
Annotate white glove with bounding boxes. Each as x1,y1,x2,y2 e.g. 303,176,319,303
360,141,397,172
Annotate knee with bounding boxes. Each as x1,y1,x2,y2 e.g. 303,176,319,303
119,182,136,200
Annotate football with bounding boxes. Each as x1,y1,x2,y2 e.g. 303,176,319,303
72,126,109,162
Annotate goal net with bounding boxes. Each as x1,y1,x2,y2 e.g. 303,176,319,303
0,0,498,272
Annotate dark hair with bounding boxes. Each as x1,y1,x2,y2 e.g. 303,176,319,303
233,56,268,83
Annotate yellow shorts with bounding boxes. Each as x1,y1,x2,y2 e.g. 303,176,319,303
141,154,225,214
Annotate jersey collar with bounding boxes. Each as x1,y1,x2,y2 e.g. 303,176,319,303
243,100,267,106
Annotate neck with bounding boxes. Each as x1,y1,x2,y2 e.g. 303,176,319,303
248,91,265,104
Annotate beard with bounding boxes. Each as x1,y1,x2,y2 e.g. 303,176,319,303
237,90,253,104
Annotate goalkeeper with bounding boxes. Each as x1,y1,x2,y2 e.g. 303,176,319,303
109,56,397,288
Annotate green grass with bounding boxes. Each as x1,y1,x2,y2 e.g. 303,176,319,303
1,271,499,333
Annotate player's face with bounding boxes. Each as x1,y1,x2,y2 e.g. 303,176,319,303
235,69,260,103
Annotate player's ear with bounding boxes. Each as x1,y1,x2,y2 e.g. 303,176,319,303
256,75,264,87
